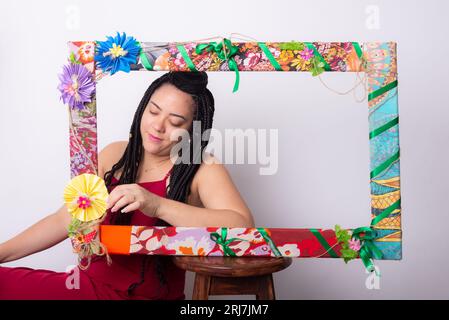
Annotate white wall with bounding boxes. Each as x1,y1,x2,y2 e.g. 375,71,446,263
0,0,448,299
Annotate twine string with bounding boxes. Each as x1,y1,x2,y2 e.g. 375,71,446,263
311,242,340,258
104,33,370,103
226,32,370,103
73,213,112,270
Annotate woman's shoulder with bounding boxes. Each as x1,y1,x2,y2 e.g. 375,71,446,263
199,152,223,170
188,153,249,211
191,153,226,187
98,141,128,179
184,153,221,206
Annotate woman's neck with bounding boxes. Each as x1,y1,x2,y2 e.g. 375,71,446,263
140,152,173,173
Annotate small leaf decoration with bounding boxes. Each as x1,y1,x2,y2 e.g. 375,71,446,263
360,54,368,70
68,217,83,237
310,56,325,76
280,41,305,51
335,225,350,243
335,225,359,263
69,52,82,65
341,248,359,263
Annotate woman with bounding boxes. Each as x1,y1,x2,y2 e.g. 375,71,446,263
0,71,255,300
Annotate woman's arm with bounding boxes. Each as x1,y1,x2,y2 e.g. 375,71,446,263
157,157,255,228
0,204,72,264
0,144,113,264
157,200,254,228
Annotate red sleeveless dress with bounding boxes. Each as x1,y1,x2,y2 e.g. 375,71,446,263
0,170,186,300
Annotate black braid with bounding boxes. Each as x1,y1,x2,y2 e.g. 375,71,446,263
103,71,215,297
126,254,149,296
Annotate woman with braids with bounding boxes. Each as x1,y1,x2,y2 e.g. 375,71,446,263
0,71,255,300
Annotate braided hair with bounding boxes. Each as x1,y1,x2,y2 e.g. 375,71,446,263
103,71,215,297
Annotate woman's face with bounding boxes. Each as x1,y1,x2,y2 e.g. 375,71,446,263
140,83,195,157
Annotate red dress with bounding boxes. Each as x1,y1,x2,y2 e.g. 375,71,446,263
0,170,186,300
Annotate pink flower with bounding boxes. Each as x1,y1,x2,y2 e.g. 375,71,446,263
174,53,187,68
349,238,361,251
77,196,91,209
300,48,314,61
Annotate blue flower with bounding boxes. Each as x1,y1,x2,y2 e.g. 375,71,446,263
94,32,141,75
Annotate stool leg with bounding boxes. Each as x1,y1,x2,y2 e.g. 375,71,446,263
192,273,211,300
256,274,275,300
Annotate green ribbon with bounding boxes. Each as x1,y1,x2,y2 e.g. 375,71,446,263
140,51,154,71
371,198,401,226
369,117,399,140
310,229,339,258
210,228,282,257
351,227,383,276
368,80,398,101
210,228,241,256
137,42,153,70
304,42,331,71
352,42,363,59
257,42,282,71
177,45,198,72
370,150,400,179
257,228,282,257
348,199,401,275
195,39,240,92
352,42,366,70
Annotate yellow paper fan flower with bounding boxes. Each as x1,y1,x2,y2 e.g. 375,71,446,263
63,173,109,222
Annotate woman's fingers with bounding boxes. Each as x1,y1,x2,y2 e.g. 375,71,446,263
106,193,121,210
106,185,132,210
120,201,141,214
111,194,135,213
106,191,122,210
105,184,143,213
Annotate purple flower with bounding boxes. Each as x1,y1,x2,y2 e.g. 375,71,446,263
58,63,95,110
349,238,361,251
300,48,314,61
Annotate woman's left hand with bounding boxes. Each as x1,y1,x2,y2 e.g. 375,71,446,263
105,184,162,218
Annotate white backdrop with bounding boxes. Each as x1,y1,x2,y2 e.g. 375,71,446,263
0,0,448,299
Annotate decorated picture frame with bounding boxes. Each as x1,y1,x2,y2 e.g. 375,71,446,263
60,33,401,274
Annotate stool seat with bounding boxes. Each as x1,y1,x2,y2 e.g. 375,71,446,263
173,256,292,277
172,256,292,300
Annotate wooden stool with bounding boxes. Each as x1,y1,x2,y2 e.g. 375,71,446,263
172,256,292,300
